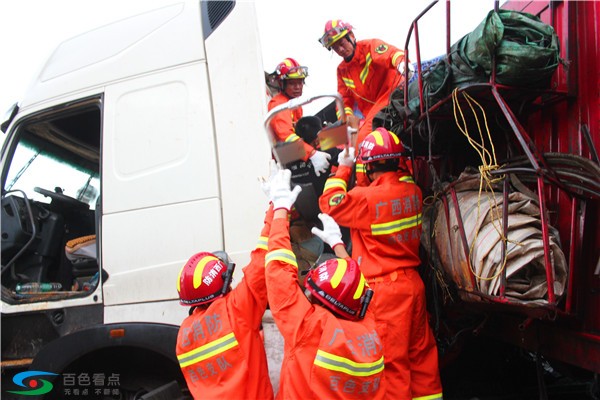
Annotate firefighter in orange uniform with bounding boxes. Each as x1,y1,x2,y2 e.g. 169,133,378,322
175,207,275,400
319,20,410,186
268,57,331,177
265,168,386,399
319,128,443,400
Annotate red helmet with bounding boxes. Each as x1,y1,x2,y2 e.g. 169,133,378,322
275,58,308,81
359,127,406,164
177,252,235,306
304,257,373,320
319,19,353,49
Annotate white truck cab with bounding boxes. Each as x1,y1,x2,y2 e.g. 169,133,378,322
1,1,270,397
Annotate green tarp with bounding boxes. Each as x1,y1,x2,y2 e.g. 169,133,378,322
404,9,560,116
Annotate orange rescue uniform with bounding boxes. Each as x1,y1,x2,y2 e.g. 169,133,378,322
336,39,406,186
268,92,314,161
175,209,275,400
266,216,386,400
319,165,443,400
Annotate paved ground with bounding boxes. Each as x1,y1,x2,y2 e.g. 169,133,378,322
263,310,284,393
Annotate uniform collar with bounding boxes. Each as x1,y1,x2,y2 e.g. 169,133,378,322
370,171,401,185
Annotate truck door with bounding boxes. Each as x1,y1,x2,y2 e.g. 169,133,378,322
101,63,224,321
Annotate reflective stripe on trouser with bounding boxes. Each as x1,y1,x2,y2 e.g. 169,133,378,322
369,268,442,399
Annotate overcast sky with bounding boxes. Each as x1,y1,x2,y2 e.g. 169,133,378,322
0,0,495,124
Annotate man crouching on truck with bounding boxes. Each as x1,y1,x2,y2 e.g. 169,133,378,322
175,208,276,399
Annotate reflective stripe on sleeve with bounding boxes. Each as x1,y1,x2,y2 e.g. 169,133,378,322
392,51,404,67
257,236,268,251
284,133,301,143
399,175,415,183
371,213,422,236
177,332,238,368
323,178,347,192
265,249,298,268
314,349,384,377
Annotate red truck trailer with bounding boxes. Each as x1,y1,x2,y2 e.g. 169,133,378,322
389,1,600,398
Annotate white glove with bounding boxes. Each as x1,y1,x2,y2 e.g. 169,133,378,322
397,61,415,80
311,213,343,249
310,150,331,177
337,147,356,168
259,159,279,198
269,169,302,211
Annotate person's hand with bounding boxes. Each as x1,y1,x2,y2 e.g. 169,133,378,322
337,147,356,168
259,159,279,199
397,61,415,80
269,169,302,211
347,114,360,130
310,150,331,177
311,213,343,249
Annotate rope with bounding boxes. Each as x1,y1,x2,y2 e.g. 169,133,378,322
451,89,523,283
350,88,376,106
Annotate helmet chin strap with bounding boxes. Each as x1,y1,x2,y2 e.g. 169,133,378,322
359,288,374,319
220,262,235,296
344,36,356,62
365,164,375,183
